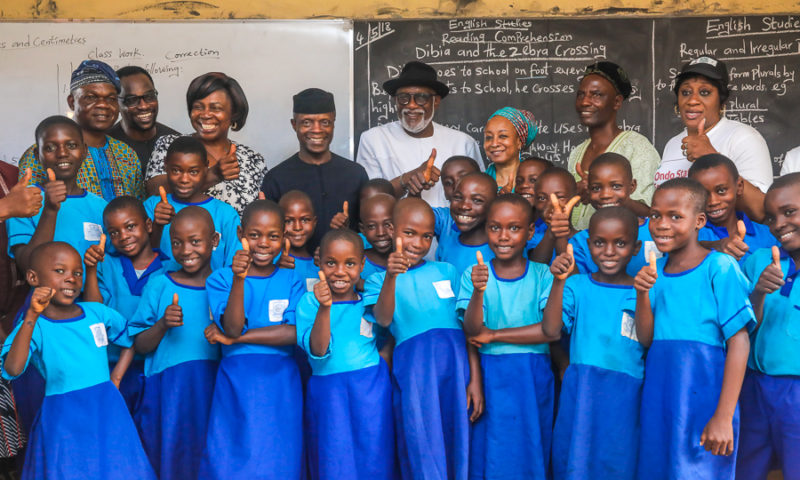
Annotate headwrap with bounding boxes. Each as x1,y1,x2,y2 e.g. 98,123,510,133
70,60,121,93
583,61,632,99
488,107,538,149
293,88,336,114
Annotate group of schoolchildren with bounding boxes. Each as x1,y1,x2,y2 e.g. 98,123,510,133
1,112,799,480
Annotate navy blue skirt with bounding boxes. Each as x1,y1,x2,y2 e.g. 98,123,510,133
11,367,44,438
306,361,395,480
134,359,217,480
392,328,470,480
199,353,303,479
553,364,642,480
23,381,155,480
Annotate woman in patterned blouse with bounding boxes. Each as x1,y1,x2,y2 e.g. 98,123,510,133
145,72,266,214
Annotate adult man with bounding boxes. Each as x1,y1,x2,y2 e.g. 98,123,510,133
261,88,368,248
356,61,482,208
18,60,143,200
108,66,178,174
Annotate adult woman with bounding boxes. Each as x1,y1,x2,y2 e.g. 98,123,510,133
567,61,660,230
484,107,537,192
145,72,266,213
657,56,772,221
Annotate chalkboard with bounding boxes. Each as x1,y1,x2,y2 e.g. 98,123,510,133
0,21,353,169
354,16,800,175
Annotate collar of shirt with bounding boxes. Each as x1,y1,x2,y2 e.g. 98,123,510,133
707,211,753,239
779,247,798,297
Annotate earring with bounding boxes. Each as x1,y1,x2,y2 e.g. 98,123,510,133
719,105,726,116
231,122,238,130
674,105,680,117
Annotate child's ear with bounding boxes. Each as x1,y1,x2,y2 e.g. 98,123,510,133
695,212,707,230
145,218,153,234
633,240,642,256
735,177,744,197
26,269,39,287
212,232,221,248
358,221,365,234
630,178,638,194
527,221,536,241
237,225,243,241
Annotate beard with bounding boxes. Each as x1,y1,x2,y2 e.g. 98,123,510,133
400,106,435,134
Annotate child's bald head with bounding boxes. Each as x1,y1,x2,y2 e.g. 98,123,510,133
279,190,315,214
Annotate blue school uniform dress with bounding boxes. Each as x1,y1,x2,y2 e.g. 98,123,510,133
551,274,644,480
292,254,321,292
361,254,387,281
570,218,661,277
5,187,106,259
296,294,395,480
433,207,494,277
128,272,220,480
636,252,756,480
1,303,155,480
364,261,470,480
698,212,777,265
198,267,305,480
143,193,241,270
527,218,547,253
97,249,172,412
736,248,800,479
456,261,554,480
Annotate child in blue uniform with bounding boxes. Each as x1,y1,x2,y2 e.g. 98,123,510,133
435,172,497,276
297,229,395,480
143,136,240,271
457,194,554,479
441,155,480,203
569,153,658,276
7,116,106,274
128,207,221,480
544,207,645,480
1,242,155,480
82,195,172,412
355,179,396,249
359,193,395,282
365,197,482,480
530,167,578,265
278,190,321,292
736,173,800,479
514,157,552,252
634,178,755,479
199,200,305,479
689,154,776,265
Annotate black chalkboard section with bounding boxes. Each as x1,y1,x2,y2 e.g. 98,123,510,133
354,17,800,175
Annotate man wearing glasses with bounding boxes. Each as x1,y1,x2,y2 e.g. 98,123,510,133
356,61,481,208
109,66,178,175
17,60,145,200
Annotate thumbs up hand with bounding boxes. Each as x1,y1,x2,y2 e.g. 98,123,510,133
634,251,659,293
29,286,55,314
153,186,175,226
754,246,785,295
3,169,42,219
84,233,107,269
549,194,580,239
232,238,252,278
277,238,295,269
575,162,591,205
551,243,575,280
404,149,440,196
717,219,750,260
472,250,489,292
386,238,410,277
163,293,183,328
314,271,333,307
329,201,350,229
681,117,717,161
44,168,66,212
218,143,240,181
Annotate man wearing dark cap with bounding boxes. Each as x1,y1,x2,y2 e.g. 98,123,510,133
17,60,144,200
260,88,368,248
356,61,481,208
108,66,178,175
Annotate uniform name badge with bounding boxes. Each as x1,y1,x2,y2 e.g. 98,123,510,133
620,311,638,342
360,317,374,338
83,222,103,242
268,299,290,323
432,280,455,299
89,323,108,347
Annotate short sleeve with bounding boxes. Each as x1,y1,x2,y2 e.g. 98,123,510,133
569,232,593,274
362,271,386,306
433,207,451,237
5,212,37,258
1,320,41,380
625,134,661,206
537,267,554,311
142,195,159,221
727,127,772,193
456,266,475,315
145,135,177,180
206,269,232,328
100,304,134,348
295,292,331,360
561,276,579,335
218,204,243,268
128,278,162,337
712,255,757,339
282,273,307,326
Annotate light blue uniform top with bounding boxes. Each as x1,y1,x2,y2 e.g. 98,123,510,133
361,255,386,281
296,293,380,376
363,261,461,345
698,212,777,266
561,274,645,379
649,252,756,346
433,206,495,277
291,254,321,293
128,272,220,377
206,266,304,358
742,247,800,376
456,261,552,355
6,187,107,259
143,194,241,271
98,249,173,320
570,218,660,278
1,302,132,396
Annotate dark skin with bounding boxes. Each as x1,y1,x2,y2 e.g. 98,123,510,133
292,112,335,166
588,162,649,218
530,173,578,263
359,194,396,268
134,215,218,354
279,196,317,263
691,166,749,261
634,187,749,456
441,159,479,202
13,125,87,273
515,160,548,210
118,73,159,141
450,176,496,246
67,83,119,148
374,199,484,422
151,153,210,248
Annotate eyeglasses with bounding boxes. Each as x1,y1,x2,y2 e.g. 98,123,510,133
121,91,159,107
395,92,434,106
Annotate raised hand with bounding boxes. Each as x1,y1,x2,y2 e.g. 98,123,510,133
329,201,350,229
258,191,266,200
423,150,436,184
153,186,175,225
575,162,591,205
277,238,295,269
386,238,410,277
29,286,55,314
233,238,252,278
717,219,749,260
634,251,658,293
404,149,440,195
163,293,183,328
314,271,333,307
682,117,716,161
84,233,107,269
498,179,514,195
472,250,489,292
552,243,575,280
44,168,66,211
754,246,785,294
218,143,240,181
3,168,42,219
549,193,580,238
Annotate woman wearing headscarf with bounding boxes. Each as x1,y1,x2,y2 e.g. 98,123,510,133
567,61,661,230
657,56,772,220
484,107,537,192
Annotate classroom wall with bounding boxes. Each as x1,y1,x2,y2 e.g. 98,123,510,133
1,0,797,20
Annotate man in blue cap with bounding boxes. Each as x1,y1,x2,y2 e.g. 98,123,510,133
356,61,481,208
17,60,143,200
261,88,368,249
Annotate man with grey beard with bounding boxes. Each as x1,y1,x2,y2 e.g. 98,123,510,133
356,61,481,208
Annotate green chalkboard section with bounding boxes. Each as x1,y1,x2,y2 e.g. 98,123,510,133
354,17,800,174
